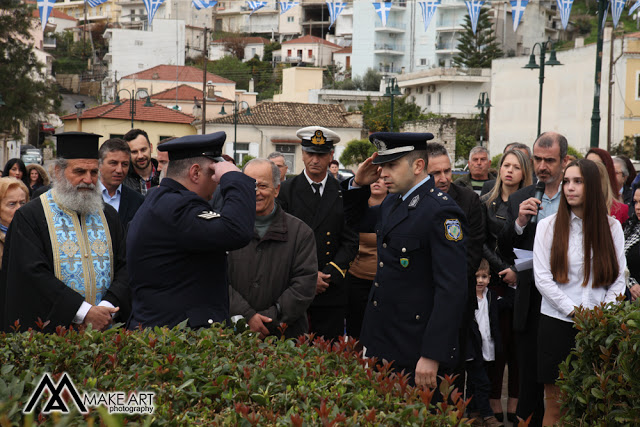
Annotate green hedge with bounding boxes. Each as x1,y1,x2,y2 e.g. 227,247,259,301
0,321,472,425
558,300,640,425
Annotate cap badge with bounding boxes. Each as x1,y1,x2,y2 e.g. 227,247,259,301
311,130,326,145
373,138,388,152
197,210,221,220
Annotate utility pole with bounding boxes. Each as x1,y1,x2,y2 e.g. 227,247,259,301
202,26,209,135
590,0,607,148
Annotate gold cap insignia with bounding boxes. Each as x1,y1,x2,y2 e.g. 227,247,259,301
311,130,326,145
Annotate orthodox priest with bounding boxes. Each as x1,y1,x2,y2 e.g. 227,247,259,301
1,132,130,333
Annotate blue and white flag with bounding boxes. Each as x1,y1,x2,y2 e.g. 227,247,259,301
143,0,165,26
192,0,217,10
279,1,298,14
418,1,440,32
465,0,485,35
556,0,574,30
37,0,56,32
246,1,267,15
611,0,625,27
630,0,640,15
373,2,393,27
510,0,528,32
86,0,108,7
326,1,347,29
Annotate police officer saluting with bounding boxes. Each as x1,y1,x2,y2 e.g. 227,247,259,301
127,132,256,329
342,132,468,387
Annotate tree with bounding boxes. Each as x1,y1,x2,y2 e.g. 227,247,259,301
209,55,251,90
360,96,425,132
0,2,60,138
339,139,376,167
262,41,280,62
362,68,382,91
452,7,503,68
222,36,248,60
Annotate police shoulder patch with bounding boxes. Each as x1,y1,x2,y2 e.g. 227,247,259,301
444,218,463,241
197,210,221,220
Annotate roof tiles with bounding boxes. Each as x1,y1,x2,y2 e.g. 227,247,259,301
61,99,194,124
121,65,234,85
151,84,230,102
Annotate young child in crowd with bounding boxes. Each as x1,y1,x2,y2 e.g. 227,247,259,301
467,259,503,427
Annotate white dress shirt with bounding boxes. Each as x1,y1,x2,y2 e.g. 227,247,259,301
533,212,626,323
303,169,329,196
475,288,495,362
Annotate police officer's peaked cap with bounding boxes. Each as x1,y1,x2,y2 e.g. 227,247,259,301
296,126,340,154
55,132,102,159
369,132,434,165
158,131,226,161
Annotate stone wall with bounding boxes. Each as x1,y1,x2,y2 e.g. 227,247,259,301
401,118,457,159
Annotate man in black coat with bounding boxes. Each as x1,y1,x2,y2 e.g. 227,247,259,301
277,126,358,341
342,132,468,388
127,132,256,329
98,138,144,226
497,132,569,427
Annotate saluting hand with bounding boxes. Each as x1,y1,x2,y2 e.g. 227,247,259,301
84,306,119,331
415,357,439,389
210,160,241,184
353,153,381,187
316,271,331,295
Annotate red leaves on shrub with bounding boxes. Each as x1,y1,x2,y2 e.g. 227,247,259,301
107,354,117,367
148,338,157,348
55,325,67,337
364,408,376,423
35,317,50,331
418,387,434,407
290,413,303,427
166,354,176,365
234,402,249,416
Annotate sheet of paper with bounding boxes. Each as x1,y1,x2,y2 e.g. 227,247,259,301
513,248,533,271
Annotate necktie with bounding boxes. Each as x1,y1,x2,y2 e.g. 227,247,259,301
311,182,322,199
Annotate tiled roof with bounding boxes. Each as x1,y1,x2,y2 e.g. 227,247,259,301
282,35,342,49
31,5,76,20
208,102,360,128
61,99,194,124
151,84,230,102
121,65,234,85
334,46,352,54
211,37,270,45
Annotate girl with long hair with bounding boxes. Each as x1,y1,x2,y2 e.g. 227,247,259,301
2,159,29,189
533,159,625,425
481,149,532,422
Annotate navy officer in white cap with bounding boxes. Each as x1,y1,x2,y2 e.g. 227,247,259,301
127,132,256,329
277,126,358,341
341,132,468,388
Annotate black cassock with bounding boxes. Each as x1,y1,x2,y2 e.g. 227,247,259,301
1,197,130,333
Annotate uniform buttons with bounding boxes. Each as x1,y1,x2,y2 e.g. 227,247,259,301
326,232,331,236
325,252,330,255
208,319,213,324
401,248,406,253
84,254,89,258
379,261,384,268
326,241,331,245
373,301,378,307
415,315,421,320
382,243,387,249
374,282,379,287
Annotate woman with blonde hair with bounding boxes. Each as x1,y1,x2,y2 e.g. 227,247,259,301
0,177,29,263
26,164,50,197
533,159,625,425
481,149,532,422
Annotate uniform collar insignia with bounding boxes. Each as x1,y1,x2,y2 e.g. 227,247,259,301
408,195,420,208
198,210,221,220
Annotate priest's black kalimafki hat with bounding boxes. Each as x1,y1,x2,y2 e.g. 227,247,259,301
55,132,102,159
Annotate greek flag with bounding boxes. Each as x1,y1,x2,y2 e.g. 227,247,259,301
143,0,165,26
510,0,528,32
630,0,640,16
247,1,267,15
465,0,485,35
418,1,440,32
373,2,393,27
192,0,217,10
37,0,56,32
279,1,298,14
86,0,108,7
556,0,574,30
326,1,347,29
601,0,609,30
611,0,625,27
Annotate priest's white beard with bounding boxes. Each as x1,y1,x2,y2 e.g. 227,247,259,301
52,173,103,215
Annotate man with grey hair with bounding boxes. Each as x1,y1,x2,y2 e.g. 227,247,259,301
457,146,496,195
267,151,288,182
228,159,317,339
2,132,130,333
613,156,631,205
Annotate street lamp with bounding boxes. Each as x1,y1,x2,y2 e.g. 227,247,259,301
219,100,252,163
383,77,402,132
523,38,563,138
475,92,491,147
113,89,153,129
590,0,607,148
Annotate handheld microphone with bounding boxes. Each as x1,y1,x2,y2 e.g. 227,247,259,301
530,181,546,224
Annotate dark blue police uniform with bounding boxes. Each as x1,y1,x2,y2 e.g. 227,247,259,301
342,132,468,375
126,133,256,329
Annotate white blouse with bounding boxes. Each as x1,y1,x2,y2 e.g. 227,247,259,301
533,212,626,323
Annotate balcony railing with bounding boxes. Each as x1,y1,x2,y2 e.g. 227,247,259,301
378,65,402,74
374,22,406,30
374,43,404,52
43,37,56,48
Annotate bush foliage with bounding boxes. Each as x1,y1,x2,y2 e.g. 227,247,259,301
0,322,473,425
558,300,640,425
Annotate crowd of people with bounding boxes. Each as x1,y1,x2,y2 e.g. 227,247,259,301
0,127,637,427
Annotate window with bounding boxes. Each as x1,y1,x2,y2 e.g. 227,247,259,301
110,134,125,140
437,92,441,105
138,63,145,69
235,143,250,165
636,71,640,100
420,58,427,66
308,49,313,58
251,47,256,56
426,94,431,106
135,40,143,46
130,8,135,17
287,49,292,57
297,49,303,58
275,144,295,172
287,16,294,22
